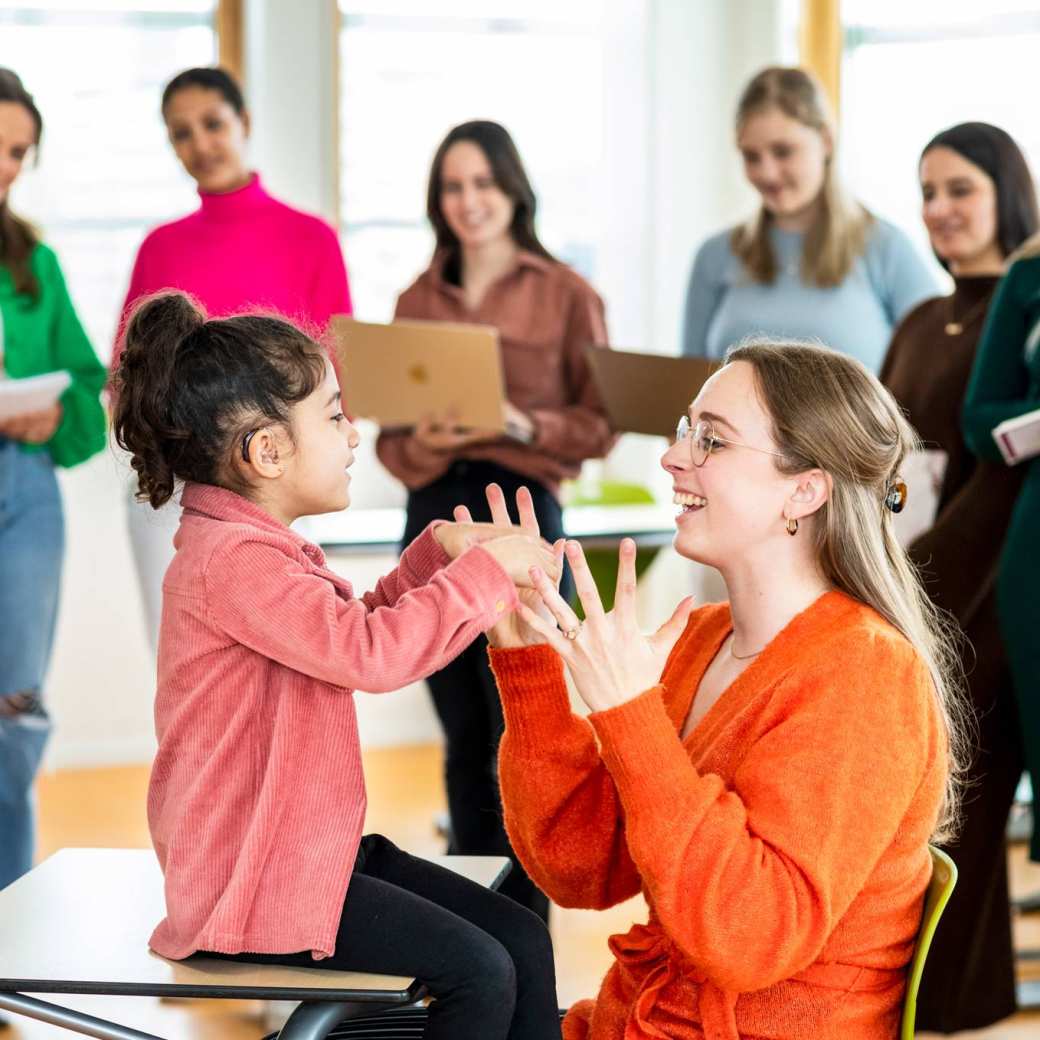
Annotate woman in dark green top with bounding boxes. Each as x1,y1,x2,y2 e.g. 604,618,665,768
963,249,1040,870
0,69,106,890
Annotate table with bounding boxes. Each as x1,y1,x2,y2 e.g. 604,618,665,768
0,848,510,1040
301,502,678,555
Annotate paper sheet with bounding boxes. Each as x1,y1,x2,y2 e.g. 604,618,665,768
0,371,71,423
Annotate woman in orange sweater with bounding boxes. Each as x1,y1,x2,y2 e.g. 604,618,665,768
475,340,967,1040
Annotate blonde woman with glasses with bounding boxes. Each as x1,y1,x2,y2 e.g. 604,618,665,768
682,67,938,372
464,340,968,1040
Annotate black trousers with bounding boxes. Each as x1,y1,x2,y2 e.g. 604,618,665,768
403,461,571,924
915,595,1026,1032
204,834,561,1040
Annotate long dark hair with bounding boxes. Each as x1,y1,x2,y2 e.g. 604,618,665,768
921,122,1039,266
426,120,555,284
112,292,327,509
0,68,43,298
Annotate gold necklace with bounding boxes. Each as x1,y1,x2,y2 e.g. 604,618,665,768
944,293,991,336
729,634,764,661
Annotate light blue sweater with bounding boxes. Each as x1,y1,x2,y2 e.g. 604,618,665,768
681,219,940,372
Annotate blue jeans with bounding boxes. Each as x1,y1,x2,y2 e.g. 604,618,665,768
0,438,63,889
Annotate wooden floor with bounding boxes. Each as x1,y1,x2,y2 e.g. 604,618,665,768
2,746,1037,1037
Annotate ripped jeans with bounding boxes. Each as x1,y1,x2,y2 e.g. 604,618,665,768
0,439,63,889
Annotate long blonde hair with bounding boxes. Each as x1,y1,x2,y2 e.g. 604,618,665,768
727,339,970,842
732,67,873,288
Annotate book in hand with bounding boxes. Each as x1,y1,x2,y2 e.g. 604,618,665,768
0,371,71,423
992,406,1040,465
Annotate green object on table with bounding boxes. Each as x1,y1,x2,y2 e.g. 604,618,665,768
567,481,661,617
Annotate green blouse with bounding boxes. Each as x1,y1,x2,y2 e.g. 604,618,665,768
0,243,107,468
963,255,1040,462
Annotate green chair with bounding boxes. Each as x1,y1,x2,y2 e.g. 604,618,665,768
901,846,958,1040
565,480,660,616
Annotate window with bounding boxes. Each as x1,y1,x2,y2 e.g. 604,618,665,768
840,1,1040,262
338,1,633,327
1,1,218,359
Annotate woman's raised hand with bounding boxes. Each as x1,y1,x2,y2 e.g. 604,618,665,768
453,483,564,647
518,537,696,713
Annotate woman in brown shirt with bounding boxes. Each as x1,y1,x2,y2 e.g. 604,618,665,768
879,122,1038,1032
376,120,614,922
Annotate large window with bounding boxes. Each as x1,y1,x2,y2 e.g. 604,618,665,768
0,1,218,359
338,1,630,326
840,1,1040,262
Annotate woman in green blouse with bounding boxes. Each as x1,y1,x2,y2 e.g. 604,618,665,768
0,68,106,889
963,245,1040,864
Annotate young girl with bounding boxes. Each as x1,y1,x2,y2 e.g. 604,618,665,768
111,291,563,1040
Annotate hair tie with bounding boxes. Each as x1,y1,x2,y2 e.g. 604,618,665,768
884,475,907,514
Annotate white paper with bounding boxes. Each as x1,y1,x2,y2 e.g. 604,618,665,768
992,406,1040,465
0,371,71,422
891,449,948,549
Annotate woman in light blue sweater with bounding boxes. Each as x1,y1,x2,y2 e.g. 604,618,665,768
682,67,938,372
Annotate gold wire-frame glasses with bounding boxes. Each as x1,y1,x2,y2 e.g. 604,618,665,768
675,415,787,468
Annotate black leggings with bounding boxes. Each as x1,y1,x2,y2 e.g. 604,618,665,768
403,461,572,924
202,835,561,1040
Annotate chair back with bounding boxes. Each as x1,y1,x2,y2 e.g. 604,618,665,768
900,845,958,1040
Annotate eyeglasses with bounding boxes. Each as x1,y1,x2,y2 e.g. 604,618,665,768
674,415,787,468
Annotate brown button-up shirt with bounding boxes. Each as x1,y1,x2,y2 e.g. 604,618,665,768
375,250,614,498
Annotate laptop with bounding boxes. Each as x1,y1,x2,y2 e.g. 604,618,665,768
585,346,719,438
330,316,507,432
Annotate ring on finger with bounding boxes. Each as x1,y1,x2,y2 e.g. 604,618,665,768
562,624,582,640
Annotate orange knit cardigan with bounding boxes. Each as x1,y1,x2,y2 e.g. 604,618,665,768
489,591,947,1040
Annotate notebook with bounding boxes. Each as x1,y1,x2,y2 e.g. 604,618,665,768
992,406,1040,465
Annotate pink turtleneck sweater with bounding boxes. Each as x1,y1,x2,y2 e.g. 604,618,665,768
112,173,351,369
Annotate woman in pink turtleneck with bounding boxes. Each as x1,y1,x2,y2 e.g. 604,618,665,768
114,66,352,648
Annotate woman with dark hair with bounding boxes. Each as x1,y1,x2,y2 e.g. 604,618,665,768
113,66,352,650
0,68,107,889
878,121,1039,1032
376,119,615,922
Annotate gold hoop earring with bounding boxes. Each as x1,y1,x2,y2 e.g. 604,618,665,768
786,516,799,536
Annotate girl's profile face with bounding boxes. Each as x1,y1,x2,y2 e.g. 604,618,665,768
164,86,250,194
438,140,515,251
660,361,801,570
0,101,36,206
281,362,360,518
920,146,1002,271
737,107,829,223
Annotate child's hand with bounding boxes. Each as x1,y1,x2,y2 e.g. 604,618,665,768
452,483,566,648
479,534,561,590
434,520,547,560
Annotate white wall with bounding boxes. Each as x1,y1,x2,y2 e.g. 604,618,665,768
43,0,785,769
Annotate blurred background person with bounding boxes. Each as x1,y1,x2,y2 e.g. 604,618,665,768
682,65,937,372
376,119,614,922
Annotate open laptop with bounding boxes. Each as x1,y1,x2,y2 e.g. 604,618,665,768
585,346,718,438
330,316,508,432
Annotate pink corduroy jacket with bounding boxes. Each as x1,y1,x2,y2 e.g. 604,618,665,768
147,483,518,960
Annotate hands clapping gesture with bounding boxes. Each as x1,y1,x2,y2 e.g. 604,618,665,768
443,483,697,714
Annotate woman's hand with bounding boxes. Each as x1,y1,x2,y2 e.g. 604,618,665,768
453,483,564,648
519,538,696,713
0,402,63,445
413,412,498,452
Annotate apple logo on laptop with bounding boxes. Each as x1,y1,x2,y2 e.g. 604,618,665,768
408,363,430,385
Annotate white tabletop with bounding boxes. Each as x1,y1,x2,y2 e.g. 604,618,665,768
301,502,678,554
0,848,509,1000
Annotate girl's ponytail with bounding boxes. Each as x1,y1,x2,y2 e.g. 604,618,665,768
113,293,206,508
